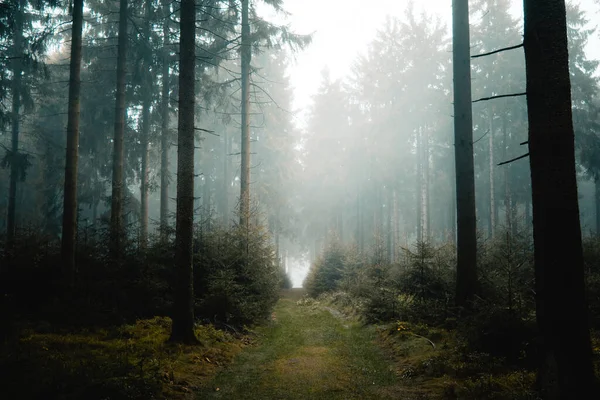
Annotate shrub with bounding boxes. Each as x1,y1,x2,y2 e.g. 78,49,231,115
304,240,347,297
194,223,280,326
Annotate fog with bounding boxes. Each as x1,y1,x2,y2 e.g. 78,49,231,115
1,0,599,288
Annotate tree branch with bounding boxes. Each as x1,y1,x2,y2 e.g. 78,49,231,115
498,152,529,166
473,92,526,103
471,43,523,59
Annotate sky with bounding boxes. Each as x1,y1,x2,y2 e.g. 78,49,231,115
269,0,600,129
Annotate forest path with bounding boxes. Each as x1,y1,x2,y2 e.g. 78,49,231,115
196,289,422,399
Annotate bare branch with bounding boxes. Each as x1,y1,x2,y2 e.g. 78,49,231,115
473,92,526,103
472,43,523,59
498,152,529,166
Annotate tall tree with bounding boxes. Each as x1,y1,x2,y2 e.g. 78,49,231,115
239,0,251,227
523,0,596,397
452,0,478,308
139,0,152,248
169,0,197,344
61,0,84,281
160,0,170,240
110,0,128,257
6,0,25,248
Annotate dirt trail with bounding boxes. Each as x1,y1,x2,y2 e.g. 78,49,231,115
196,290,427,399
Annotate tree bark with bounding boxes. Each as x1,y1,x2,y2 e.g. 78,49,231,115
523,0,596,397
221,130,230,226
160,0,170,241
110,0,128,257
169,0,198,344
6,0,26,249
596,177,600,236
139,0,152,249
452,0,478,308
60,0,84,282
416,127,423,242
488,108,496,238
239,0,251,228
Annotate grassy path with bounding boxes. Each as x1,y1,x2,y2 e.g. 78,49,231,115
196,290,419,399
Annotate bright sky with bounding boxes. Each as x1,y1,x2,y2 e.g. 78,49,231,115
276,0,600,128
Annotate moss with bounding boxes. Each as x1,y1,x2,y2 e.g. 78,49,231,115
0,317,246,399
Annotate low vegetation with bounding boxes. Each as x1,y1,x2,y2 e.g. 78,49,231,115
304,233,600,399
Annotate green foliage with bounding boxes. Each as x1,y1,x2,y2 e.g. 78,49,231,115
303,240,347,297
194,223,280,326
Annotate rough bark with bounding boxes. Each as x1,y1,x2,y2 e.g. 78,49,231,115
416,127,423,242
239,0,251,227
596,177,600,235
221,130,229,226
523,0,596,397
160,0,170,241
6,0,25,248
110,0,128,257
452,0,478,308
488,108,495,238
61,0,84,281
169,0,198,344
139,0,152,249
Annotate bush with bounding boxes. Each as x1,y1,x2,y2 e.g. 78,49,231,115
304,240,347,297
194,223,280,326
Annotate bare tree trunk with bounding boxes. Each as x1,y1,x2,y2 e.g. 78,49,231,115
159,0,170,241
6,0,26,249
452,0,478,308
502,115,512,231
221,130,230,226
416,127,423,242
488,108,496,238
110,0,128,257
424,127,430,240
139,0,152,249
61,0,84,281
169,0,198,344
596,177,600,236
523,0,596,396
239,0,251,227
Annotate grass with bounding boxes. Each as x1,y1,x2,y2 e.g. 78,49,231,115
0,317,246,399
196,292,431,399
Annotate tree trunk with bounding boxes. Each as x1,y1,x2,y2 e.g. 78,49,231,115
60,0,84,282
139,0,152,249
416,127,423,242
502,115,512,231
239,0,251,227
424,127,431,240
523,0,596,396
6,0,26,248
221,130,230,226
169,0,198,344
596,177,600,236
452,0,478,308
160,0,170,241
110,0,128,257
488,108,496,238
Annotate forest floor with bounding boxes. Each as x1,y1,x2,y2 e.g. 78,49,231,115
195,289,435,399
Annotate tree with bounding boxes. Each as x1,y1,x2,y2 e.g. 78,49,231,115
110,0,128,257
160,0,171,240
523,0,596,397
239,0,251,228
169,0,198,344
61,0,84,281
452,0,478,308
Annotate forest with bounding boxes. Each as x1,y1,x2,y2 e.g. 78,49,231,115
1,0,600,398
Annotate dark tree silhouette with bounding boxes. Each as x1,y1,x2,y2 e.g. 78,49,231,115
452,0,478,308
523,0,597,397
169,0,198,344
